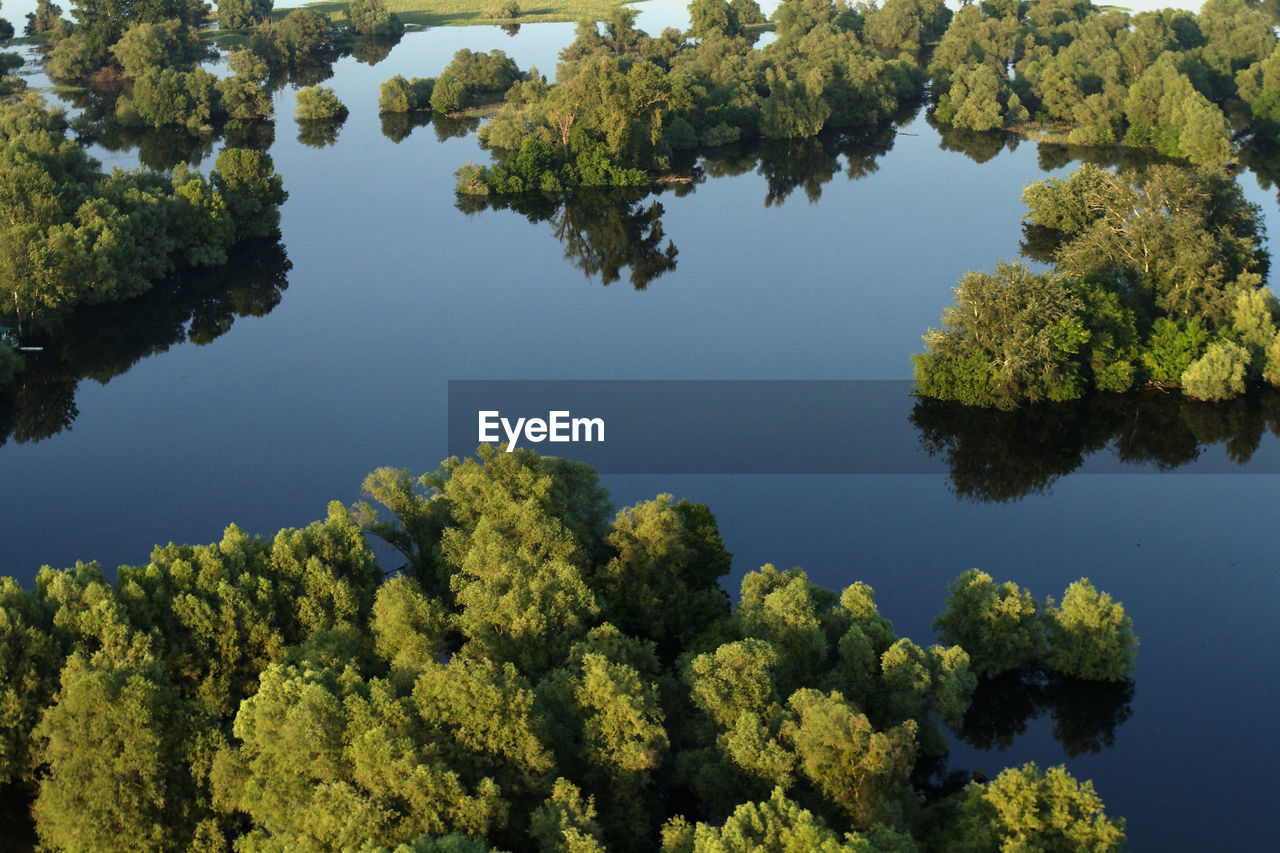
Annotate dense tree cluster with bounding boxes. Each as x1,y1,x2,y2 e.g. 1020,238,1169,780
933,569,1137,681
380,74,436,113
0,448,1131,850
915,162,1278,406
0,97,286,327
445,0,1280,194
452,0,946,193
44,0,209,80
217,0,273,31
348,0,404,38
928,0,1275,165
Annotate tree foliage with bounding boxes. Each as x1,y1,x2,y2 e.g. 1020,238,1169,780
0,96,286,327
918,162,1276,407
1,449,1134,851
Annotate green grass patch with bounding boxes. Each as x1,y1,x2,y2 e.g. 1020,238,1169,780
273,0,648,29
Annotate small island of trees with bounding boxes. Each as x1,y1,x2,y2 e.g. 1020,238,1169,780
914,162,1280,407
0,447,1137,851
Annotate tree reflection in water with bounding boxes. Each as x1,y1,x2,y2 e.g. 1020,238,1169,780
959,669,1135,759
0,241,291,447
912,390,1280,502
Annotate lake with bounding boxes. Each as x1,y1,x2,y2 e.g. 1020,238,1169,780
2,4,1279,848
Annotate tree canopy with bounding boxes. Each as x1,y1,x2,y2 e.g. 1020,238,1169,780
0,449,1133,851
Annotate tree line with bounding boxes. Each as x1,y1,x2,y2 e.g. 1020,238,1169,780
418,0,1280,195
1,447,1134,851
0,95,286,343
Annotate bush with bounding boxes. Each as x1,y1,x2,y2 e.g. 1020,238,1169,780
1181,339,1251,401
379,75,433,113
1044,579,1137,682
483,0,520,20
294,85,348,121
348,0,404,37
932,569,1043,678
430,76,466,113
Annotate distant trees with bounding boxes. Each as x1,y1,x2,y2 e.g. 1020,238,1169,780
379,75,435,112
0,448,1133,850
348,0,404,38
217,0,272,30
925,0,1265,164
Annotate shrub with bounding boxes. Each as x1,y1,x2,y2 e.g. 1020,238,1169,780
294,85,349,121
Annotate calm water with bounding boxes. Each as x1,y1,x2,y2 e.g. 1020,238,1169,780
2,7,1279,849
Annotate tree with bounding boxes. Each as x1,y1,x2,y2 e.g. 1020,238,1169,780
913,262,1090,408
688,0,742,41
939,62,1005,131
949,763,1126,852
932,569,1043,678
782,689,916,829
211,147,287,240
109,19,200,79
1022,165,1269,328
1043,579,1137,681
130,66,220,130
275,8,331,64
667,787,892,851
217,0,271,29
380,74,434,112
223,662,507,851
33,656,211,852
1181,340,1251,401
348,0,403,37
295,84,349,120
217,50,274,120
24,0,64,36
593,494,731,660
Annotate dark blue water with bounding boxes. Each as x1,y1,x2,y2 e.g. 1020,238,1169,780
1,11,1278,849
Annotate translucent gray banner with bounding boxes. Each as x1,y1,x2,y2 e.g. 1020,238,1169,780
448,380,1280,475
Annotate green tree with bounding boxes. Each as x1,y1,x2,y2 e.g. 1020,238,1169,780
530,778,607,853
759,67,830,138
593,494,731,660
913,262,1090,408
348,0,403,37
212,147,287,240
380,74,434,112
33,656,211,852
782,689,916,829
688,0,742,41
1043,579,1137,681
223,662,507,851
275,8,331,64
295,84,349,120
939,62,1006,131
217,0,271,29
1141,317,1208,383
109,19,200,79
24,0,64,36
130,66,220,130
949,762,1125,852
932,568,1043,678
1181,339,1251,401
